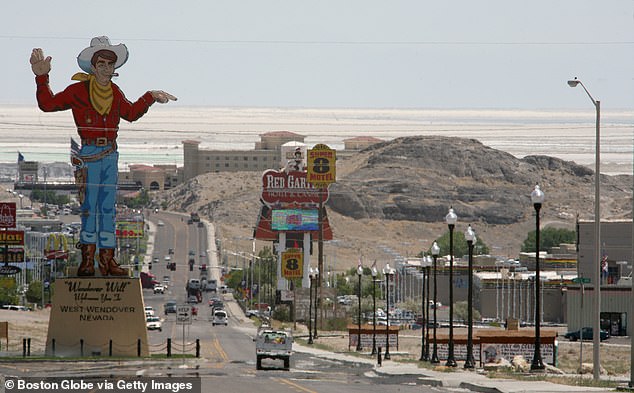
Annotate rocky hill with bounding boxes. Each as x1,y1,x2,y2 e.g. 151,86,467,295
158,136,633,269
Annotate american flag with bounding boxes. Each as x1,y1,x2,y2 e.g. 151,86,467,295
70,137,81,167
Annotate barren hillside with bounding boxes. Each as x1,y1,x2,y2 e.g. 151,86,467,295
157,136,633,270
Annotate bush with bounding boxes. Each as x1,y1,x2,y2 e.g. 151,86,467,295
272,305,291,322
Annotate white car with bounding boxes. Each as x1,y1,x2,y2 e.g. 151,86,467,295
144,306,155,317
153,284,165,294
146,316,162,331
212,309,228,326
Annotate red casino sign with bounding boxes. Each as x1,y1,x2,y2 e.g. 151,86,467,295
261,170,328,206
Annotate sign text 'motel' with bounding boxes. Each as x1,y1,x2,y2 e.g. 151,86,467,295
307,144,336,188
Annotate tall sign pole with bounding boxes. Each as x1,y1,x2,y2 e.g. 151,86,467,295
306,144,336,336
0,202,21,275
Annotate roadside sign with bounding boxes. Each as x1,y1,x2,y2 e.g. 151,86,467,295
572,277,591,284
307,144,336,188
0,203,16,229
176,305,192,325
281,248,303,279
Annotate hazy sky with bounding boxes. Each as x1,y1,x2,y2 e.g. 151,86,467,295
2,1,634,109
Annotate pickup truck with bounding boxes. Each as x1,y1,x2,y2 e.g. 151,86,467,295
255,326,292,370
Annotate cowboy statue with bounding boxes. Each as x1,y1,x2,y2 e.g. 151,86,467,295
30,36,177,277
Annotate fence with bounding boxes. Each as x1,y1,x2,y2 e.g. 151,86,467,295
0,337,201,358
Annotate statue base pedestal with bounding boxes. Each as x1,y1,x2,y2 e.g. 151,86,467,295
45,277,148,357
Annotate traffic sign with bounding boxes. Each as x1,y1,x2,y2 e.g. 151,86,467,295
307,144,336,188
572,277,590,284
176,305,193,325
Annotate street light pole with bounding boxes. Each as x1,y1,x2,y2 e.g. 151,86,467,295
356,264,363,351
419,261,427,361
371,266,378,355
568,77,601,380
308,267,314,345
464,225,476,369
530,184,545,370
313,267,319,339
431,242,440,364
425,262,431,361
445,207,458,367
383,264,393,360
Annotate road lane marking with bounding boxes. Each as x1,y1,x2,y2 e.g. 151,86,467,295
273,377,317,393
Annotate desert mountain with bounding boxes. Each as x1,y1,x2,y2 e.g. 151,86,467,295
159,136,633,268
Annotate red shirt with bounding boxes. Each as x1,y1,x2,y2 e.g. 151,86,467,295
35,74,155,140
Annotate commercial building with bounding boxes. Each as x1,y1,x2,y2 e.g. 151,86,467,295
566,220,633,336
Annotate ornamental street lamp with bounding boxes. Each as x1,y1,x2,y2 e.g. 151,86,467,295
431,242,440,364
445,207,458,367
383,263,394,360
308,267,315,345
371,266,378,355
356,264,363,351
530,184,545,370
568,77,601,381
313,267,319,339
425,259,431,361
419,261,427,361
464,224,476,369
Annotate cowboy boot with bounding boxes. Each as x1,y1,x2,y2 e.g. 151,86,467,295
99,248,128,276
77,243,96,276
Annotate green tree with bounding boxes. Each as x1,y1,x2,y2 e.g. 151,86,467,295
521,227,576,252
454,300,481,324
124,189,151,209
0,278,19,306
421,230,490,259
26,280,43,304
30,189,70,206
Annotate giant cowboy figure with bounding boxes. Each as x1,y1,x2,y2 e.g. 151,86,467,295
30,36,177,277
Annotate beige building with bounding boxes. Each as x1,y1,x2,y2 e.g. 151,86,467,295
118,164,182,191
182,131,307,181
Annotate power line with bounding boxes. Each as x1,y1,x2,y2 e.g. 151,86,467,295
2,35,634,46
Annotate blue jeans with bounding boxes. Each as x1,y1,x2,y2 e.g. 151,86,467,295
79,146,118,249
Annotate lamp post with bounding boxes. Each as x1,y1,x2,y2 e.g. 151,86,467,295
308,267,314,345
464,225,476,369
419,260,427,361
568,77,601,381
445,207,458,367
356,264,363,351
530,184,545,370
371,266,378,355
383,263,394,360
431,242,440,363
425,259,431,361
313,267,319,339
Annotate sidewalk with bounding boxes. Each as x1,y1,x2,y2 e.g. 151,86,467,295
292,342,614,393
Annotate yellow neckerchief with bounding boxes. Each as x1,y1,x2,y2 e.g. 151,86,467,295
71,73,113,116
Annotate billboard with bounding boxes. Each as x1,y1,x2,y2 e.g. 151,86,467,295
272,209,318,231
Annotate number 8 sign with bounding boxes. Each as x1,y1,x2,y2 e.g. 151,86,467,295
282,249,303,279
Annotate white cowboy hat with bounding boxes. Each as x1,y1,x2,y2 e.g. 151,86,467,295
76,36,129,73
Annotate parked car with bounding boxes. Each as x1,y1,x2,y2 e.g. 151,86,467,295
564,327,609,341
146,316,162,331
